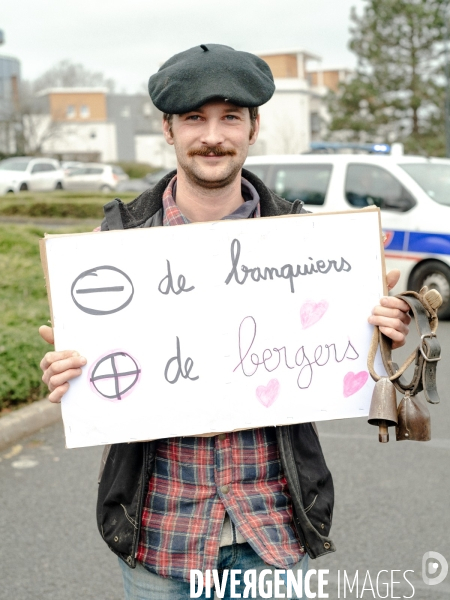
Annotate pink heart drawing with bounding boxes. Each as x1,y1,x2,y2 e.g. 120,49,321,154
343,371,369,397
300,300,329,329
256,379,280,408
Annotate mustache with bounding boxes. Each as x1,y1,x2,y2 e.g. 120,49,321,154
187,146,237,157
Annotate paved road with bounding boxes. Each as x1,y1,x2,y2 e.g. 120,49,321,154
1,323,449,600
0,424,122,600
312,321,450,599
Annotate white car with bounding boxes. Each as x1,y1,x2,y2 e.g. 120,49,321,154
0,157,64,194
61,161,85,176
244,153,450,318
63,163,129,192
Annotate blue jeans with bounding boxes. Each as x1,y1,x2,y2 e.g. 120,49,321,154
119,543,309,599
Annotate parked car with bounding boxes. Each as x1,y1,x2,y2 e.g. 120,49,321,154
61,161,85,177
244,154,450,318
63,163,129,192
115,168,173,193
0,157,64,194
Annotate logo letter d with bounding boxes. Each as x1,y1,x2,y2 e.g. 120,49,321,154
422,551,448,586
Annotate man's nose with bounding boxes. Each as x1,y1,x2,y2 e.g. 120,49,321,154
200,119,225,145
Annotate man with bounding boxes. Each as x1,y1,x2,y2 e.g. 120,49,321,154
39,44,411,599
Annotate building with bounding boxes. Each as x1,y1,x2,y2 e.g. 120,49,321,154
250,50,320,155
34,88,117,162
307,67,353,141
106,94,175,167
17,50,352,164
34,87,175,167
252,50,353,154
307,68,353,93
0,53,21,154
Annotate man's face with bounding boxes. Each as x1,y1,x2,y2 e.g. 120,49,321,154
163,101,260,189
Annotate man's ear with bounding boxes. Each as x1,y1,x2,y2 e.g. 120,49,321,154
162,118,175,146
249,114,260,145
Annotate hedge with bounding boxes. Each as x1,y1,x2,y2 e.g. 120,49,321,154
0,191,136,219
115,162,158,179
0,224,87,410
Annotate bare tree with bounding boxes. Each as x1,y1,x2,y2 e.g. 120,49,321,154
1,60,117,156
0,80,65,155
33,59,116,93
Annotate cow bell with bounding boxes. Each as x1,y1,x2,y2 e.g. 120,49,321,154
396,392,431,442
368,377,398,443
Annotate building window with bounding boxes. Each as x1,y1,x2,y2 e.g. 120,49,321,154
121,105,131,118
80,105,90,118
66,105,76,119
273,164,332,205
142,102,152,116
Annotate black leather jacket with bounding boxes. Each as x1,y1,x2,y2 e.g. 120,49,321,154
96,169,336,568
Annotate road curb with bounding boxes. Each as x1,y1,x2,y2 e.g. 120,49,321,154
0,399,61,451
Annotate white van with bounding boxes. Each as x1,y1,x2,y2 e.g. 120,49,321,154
244,154,450,319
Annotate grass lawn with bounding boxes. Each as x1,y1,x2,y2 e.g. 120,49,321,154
0,222,92,412
0,190,137,219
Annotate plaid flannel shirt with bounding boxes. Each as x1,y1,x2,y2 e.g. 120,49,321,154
136,176,304,581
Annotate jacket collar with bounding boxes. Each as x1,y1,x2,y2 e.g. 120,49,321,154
102,168,304,231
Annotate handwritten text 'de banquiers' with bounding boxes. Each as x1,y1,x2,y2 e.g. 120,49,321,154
224,238,352,293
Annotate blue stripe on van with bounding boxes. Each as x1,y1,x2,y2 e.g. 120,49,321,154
384,230,405,251
384,230,450,255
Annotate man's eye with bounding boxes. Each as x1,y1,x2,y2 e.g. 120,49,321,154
186,115,201,121
225,115,239,120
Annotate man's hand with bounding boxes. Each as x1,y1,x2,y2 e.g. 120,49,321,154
368,269,411,349
39,325,86,403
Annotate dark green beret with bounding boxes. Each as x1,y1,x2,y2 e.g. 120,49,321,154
148,44,275,114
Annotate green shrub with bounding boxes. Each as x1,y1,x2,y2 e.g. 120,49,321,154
0,201,104,219
0,224,87,410
0,328,48,407
0,190,137,219
115,161,158,179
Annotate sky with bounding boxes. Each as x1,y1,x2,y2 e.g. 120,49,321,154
1,0,365,93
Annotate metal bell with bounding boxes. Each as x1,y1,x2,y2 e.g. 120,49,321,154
420,286,443,311
368,377,398,443
396,392,431,442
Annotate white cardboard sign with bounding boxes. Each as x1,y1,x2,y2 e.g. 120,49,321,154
41,208,386,448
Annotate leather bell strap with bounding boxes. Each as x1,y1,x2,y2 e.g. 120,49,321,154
367,292,441,405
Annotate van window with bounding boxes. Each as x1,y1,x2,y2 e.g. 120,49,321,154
345,164,416,212
272,164,332,204
243,164,268,182
398,163,450,207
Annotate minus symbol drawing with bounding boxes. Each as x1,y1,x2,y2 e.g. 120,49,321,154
76,286,124,294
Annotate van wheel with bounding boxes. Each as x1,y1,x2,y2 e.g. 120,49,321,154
100,185,112,193
19,183,28,191
55,181,63,190
409,260,450,319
